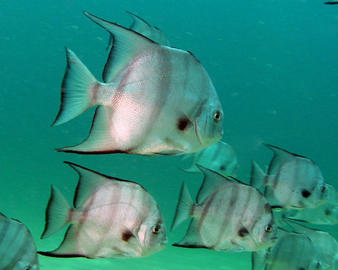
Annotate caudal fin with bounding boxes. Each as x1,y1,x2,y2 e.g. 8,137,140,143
41,186,72,239
52,48,99,126
171,182,194,231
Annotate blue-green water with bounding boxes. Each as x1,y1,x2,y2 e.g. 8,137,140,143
0,0,337,269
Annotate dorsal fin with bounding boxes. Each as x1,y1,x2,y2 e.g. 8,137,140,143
65,161,112,208
196,165,230,204
127,11,152,32
83,11,158,83
250,161,266,190
65,161,142,208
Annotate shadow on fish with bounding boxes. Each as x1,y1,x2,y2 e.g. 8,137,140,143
52,11,223,156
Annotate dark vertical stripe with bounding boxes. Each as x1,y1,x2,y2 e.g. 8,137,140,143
213,185,239,248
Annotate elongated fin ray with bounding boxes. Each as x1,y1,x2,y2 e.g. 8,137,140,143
39,225,90,258
83,11,157,83
65,161,112,208
171,182,194,231
173,220,207,248
196,165,229,204
250,161,266,190
57,106,123,154
41,186,71,239
52,48,100,126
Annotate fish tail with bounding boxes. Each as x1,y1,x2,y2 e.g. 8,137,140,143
41,185,72,239
52,48,101,126
171,182,194,231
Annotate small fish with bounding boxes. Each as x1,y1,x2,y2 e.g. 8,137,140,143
106,11,169,55
285,184,338,225
324,0,338,4
171,166,277,252
182,141,238,177
0,212,39,270
250,144,328,209
39,162,167,259
252,232,319,270
52,11,223,156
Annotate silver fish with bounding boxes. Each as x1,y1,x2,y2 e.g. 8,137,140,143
250,144,328,209
285,184,338,225
252,232,319,270
106,11,169,55
0,212,39,270
39,162,167,259
171,166,277,252
52,11,223,156
182,141,238,177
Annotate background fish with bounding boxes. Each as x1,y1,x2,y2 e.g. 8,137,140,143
181,141,238,176
285,184,338,225
39,162,167,259
252,232,319,270
106,11,169,55
285,221,338,270
250,144,328,209
52,11,223,156
0,212,39,270
171,166,277,252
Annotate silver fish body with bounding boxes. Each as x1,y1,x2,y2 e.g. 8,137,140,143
53,12,223,156
251,144,328,209
182,141,238,176
172,166,277,252
0,213,39,270
39,162,167,259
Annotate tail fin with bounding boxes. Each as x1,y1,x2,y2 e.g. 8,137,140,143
41,186,72,239
52,48,99,126
171,182,194,231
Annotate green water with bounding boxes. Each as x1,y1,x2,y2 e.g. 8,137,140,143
0,0,337,269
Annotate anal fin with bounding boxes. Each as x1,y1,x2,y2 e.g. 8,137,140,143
57,106,122,154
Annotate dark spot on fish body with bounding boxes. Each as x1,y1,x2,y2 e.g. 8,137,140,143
298,268,306,270
238,227,249,237
219,165,226,171
177,117,190,131
301,189,311,198
121,230,134,242
325,208,332,216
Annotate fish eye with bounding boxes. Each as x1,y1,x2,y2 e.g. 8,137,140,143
152,224,161,234
24,266,32,270
213,110,222,122
264,224,273,233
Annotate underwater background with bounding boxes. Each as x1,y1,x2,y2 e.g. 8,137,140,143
0,0,337,269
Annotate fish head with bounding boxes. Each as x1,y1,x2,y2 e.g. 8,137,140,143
137,216,167,256
193,98,224,150
251,207,278,250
